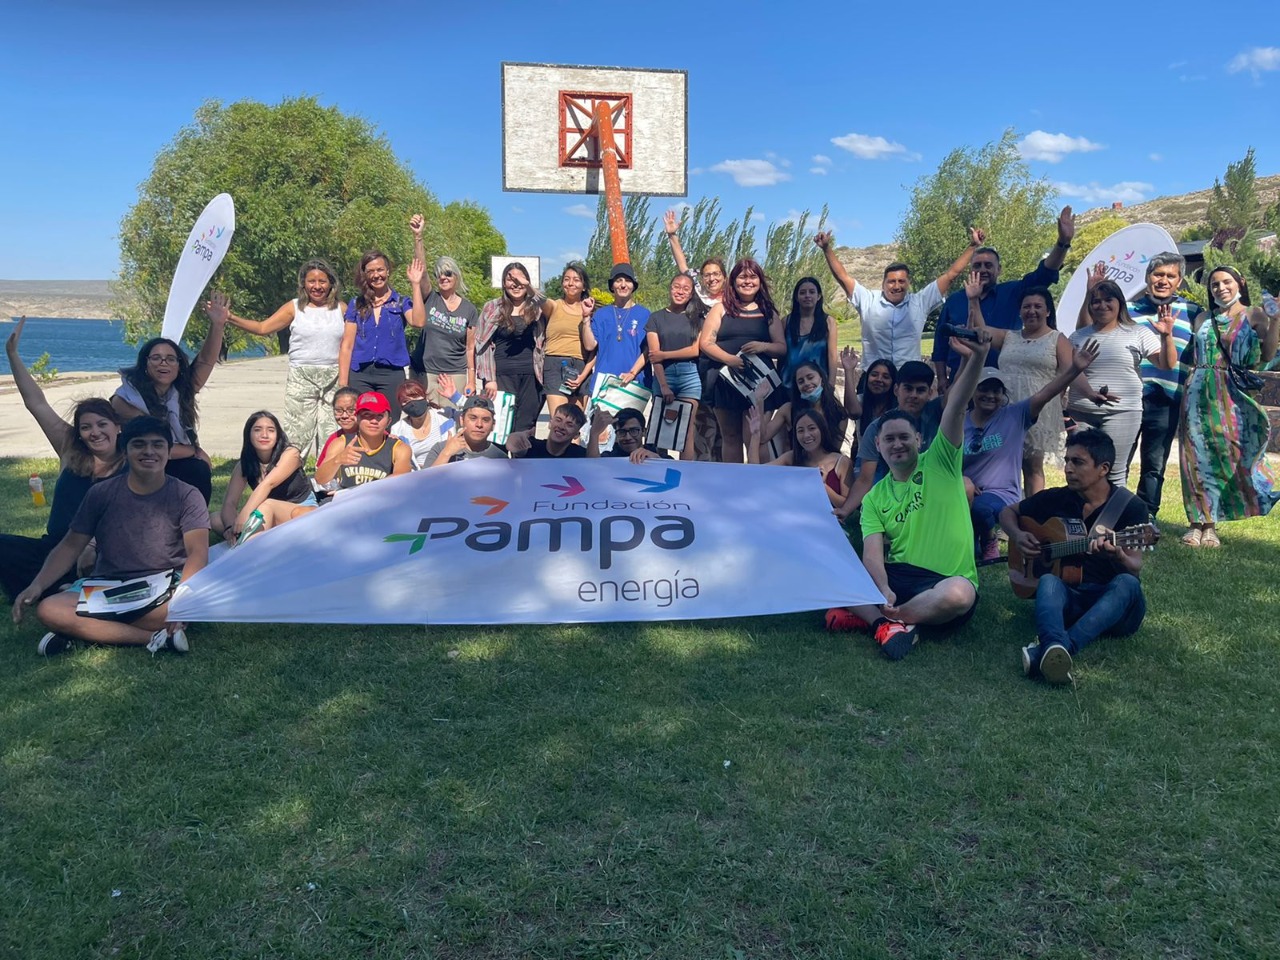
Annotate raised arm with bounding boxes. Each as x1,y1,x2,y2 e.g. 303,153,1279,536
405,258,427,329
839,346,862,418
1145,303,1177,370
580,298,601,352
1029,339,1099,420
1076,262,1107,330
814,231,856,299
663,210,691,275
5,318,73,453
939,331,993,446
934,227,985,296
409,214,433,297
961,270,1008,349
192,293,230,393
226,299,297,337
1042,205,1076,272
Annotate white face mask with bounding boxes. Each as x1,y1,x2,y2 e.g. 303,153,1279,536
1213,292,1241,309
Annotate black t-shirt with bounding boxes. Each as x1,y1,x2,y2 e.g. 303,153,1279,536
1017,485,1150,584
605,444,672,459
525,438,587,459
645,309,698,354
492,323,538,376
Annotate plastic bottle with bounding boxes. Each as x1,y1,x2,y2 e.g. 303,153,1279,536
236,509,265,546
29,474,46,507
1263,291,1279,319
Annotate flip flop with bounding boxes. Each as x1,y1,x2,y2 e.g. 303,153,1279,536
1201,528,1221,548
1180,528,1203,547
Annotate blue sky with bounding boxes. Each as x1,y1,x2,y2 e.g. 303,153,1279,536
1,0,1277,280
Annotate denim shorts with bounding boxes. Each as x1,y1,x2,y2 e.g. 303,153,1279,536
543,355,587,397
296,491,319,508
662,361,702,400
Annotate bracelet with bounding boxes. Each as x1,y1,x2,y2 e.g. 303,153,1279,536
1056,241,1072,251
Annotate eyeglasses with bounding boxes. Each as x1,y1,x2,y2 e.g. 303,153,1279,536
148,355,179,366
616,426,643,437
333,407,357,418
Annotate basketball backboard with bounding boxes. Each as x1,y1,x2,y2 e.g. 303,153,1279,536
501,62,687,197
490,255,541,293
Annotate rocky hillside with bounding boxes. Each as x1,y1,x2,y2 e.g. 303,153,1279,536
0,280,115,321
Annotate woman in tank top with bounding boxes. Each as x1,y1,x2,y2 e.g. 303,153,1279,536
214,411,318,540
215,258,346,460
539,262,596,418
698,258,786,462
747,406,852,508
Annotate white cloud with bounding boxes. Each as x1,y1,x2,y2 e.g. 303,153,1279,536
1054,181,1154,205
1168,60,1188,70
812,154,832,166
709,159,792,187
690,167,705,176
556,250,585,263
1227,47,1280,79
563,203,595,218
1149,153,1163,163
751,212,767,222
1017,130,1104,163
830,132,920,161
765,151,793,168
810,167,828,175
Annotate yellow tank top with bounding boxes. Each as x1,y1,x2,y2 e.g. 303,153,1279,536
544,299,585,359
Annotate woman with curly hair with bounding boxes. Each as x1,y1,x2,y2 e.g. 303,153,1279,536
111,303,228,502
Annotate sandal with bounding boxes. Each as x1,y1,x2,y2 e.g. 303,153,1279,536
1201,528,1221,548
1180,528,1203,547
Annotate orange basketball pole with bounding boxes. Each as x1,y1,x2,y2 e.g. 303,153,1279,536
592,100,630,266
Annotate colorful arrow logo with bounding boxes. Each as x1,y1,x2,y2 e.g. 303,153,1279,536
471,496,509,515
384,533,427,554
542,475,586,497
619,467,682,493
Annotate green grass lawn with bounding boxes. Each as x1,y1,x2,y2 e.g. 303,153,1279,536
2,454,1278,959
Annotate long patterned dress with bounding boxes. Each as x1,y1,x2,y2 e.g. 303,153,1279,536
1179,311,1278,522
999,329,1064,456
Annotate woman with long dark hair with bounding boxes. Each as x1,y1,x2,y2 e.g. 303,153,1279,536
760,360,848,457
210,258,345,459
698,258,786,462
783,276,838,385
475,261,546,434
1178,265,1279,547
337,242,427,422
645,273,703,460
111,305,228,502
214,411,316,540
2,319,125,600
540,262,595,418
840,349,897,464
747,405,852,508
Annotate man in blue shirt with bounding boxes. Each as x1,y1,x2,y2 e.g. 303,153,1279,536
932,206,1077,392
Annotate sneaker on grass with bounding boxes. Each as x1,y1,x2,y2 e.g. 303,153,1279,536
873,619,917,661
978,537,1003,565
1038,643,1073,685
1021,644,1039,678
824,608,870,632
37,632,75,657
146,628,189,655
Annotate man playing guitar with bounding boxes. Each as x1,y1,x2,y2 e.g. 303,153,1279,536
999,429,1155,684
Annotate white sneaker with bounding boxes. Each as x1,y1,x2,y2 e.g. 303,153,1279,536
146,628,189,655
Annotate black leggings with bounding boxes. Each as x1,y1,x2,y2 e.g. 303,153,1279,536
166,456,212,504
498,371,544,435
350,364,409,422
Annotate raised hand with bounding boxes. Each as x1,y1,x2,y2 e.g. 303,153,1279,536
964,268,983,300
663,210,679,235
591,408,615,431
1057,205,1075,244
484,381,498,400
205,290,230,324
342,436,364,465
813,230,833,251
581,296,595,317
746,405,762,437
436,372,456,398
407,257,425,287
1086,261,1107,289
840,344,860,372
409,213,424,238
1071,338,1101,373
1152,303,1174,337
969,226,986,246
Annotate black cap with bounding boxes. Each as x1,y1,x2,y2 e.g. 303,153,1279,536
609,263,638,290
461,395,495,415
897,360,935,386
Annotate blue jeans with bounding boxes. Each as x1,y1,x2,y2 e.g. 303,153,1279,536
1033,573,1146,655
970,491,1006,537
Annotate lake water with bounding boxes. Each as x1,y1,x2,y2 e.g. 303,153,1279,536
0,317,267,375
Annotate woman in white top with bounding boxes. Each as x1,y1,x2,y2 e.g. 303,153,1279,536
965,283,1072,495
389,379,451,469
1066,275,1176,483
213,259,347,459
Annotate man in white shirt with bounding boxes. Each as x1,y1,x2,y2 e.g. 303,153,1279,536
815,227,984,368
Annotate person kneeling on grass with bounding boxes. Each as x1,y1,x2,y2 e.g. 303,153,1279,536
11,416,210,656
587,408,669,462
508,405,588,459
423,395,510,466
212,410,317,543
825,331,992,660
999,428,1151,685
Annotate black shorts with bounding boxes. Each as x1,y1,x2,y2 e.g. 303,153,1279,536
543,355,587,398
885,562,978,629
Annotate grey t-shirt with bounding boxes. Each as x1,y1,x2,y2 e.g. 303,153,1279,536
412,291,479,375
857,396,944,482
422,439,509,467
69,475,210,579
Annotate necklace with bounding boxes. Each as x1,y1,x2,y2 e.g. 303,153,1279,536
615,303,633,342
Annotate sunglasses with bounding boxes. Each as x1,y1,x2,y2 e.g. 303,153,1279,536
438,270,455,278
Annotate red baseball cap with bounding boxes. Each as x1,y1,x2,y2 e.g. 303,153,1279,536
355,391,391,415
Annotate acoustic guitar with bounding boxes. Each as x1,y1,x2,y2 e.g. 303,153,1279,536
1007,517,1160,599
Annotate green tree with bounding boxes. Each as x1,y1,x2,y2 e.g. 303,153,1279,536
1206,147,1259,233
114,97,506,353
896,129,1057,285
1058,215,1130,280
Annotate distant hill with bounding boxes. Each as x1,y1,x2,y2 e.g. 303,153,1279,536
831,173,1280,288
0,280,115,321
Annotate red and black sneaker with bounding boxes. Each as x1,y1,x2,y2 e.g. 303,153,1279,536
873,619,918,661
824,608,870,633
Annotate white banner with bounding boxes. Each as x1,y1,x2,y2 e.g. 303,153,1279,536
161,193,236,343
170,459,883,624
1057,222,1178,325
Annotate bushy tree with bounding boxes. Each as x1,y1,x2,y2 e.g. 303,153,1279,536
896,129,1057,284
1207,147,1259,233
114,97,506,352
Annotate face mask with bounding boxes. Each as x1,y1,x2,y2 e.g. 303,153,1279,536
1213,293,1240,309
800,386,823,402
403,399,429,418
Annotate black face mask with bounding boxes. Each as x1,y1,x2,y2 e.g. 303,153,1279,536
403,399,430,418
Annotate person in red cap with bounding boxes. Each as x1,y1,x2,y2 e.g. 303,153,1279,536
314,391,411,489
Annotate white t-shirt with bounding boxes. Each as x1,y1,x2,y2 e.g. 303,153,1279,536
390,412,449,469
850,281,944,368
1067,324,1162,413
289,300,346,367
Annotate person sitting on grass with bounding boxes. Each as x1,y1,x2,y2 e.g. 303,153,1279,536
389,378,452,469
507,405,588,459
759,360,849,459
825,331,993,660
11,416,209,656
423,395,510,466
1000,428,1152,686
586,408,668,462
212,411,317,542
747,406,852,509
313,391,411,489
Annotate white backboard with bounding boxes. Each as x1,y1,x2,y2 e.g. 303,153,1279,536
491,256,541,292
502,62,687,197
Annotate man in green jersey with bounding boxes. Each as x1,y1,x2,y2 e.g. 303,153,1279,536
827,329,993,659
